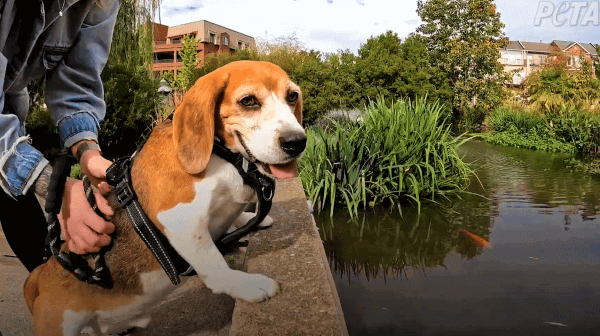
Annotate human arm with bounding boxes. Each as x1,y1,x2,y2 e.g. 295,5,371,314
42,0,120,254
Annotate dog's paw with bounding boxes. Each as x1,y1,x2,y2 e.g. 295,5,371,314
258,215,274,228
206,271,279,302
232,273,280,302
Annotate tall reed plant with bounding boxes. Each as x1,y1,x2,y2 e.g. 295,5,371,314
299,97,473,218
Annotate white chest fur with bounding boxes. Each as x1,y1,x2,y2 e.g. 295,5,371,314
157,154,256,241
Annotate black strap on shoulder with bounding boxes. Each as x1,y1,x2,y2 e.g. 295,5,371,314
106,157,190,285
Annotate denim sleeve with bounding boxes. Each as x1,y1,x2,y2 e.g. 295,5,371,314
0,114,49,198
0,47,49,197
45,0,120,150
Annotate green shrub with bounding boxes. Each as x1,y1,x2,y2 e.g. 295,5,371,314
479,127,575,153
482,103,600,155
488,106,548,134
70,164,82,180
26,102,61,155
100,63,160,159
546,105,600,155
525,60,600,112
299,96,473,218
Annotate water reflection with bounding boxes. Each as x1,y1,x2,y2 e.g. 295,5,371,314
317,140,600,335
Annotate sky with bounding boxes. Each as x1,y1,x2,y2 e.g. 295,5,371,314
156,0,600,54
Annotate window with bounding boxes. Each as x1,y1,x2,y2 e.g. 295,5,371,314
171,36,182,44
222,36,228,46
528,55,533,66
238,41,243,49
209,33,216,44
515,54,523,65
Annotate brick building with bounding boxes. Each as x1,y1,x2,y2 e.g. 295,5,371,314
152,20,256,75
500,40,599,85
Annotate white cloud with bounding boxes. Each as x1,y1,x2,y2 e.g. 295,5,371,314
156,0,420,54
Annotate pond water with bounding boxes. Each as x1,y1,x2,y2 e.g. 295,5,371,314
316,139,600,335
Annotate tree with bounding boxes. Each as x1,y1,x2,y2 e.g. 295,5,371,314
416,0,509,129
173,34,200,91
99,0,161,158
354,31,452,111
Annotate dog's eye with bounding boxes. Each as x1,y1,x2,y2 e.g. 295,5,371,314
287,91,299,104
240,96,259,108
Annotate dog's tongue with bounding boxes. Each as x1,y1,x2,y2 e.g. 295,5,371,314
269,161,298,179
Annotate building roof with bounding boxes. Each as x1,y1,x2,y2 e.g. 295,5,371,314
503,39,599,56
504,40,523,51
503,40,552,53
552,40,574,50
579,43,598,56
164,20,255,40
553,40,598,56
519,41,552,53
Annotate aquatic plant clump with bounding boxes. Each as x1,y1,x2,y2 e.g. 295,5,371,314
299,97,474,217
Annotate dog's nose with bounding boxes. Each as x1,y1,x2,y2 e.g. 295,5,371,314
279,132,307,157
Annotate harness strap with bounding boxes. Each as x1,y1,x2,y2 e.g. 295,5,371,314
106,157,186,285
45,136,275,288
211,139,275,252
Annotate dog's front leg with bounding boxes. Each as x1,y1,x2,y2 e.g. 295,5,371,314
168,230,279,302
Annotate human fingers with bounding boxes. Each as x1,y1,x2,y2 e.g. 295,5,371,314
84,154,112,180
67,232,91,254
86,215,115,236
70,223,111,254
93,190,114,219
58,213,73,245
97,181,111,196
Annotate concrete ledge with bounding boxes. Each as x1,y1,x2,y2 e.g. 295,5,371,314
230,178,348,336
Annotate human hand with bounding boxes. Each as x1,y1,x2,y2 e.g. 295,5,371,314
78,147,112,196
59,179,115,254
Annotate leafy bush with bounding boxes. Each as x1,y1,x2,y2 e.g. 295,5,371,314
546,105,600,155
479,127,575,153
25,101,61,155
482,103,600,155
488,106,547,134
299,97,473,218
99,63,160,159
525,58,600,112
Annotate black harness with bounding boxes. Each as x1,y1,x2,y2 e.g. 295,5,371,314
44,138,275,289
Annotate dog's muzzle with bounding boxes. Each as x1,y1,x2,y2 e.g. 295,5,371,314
279,131,307,157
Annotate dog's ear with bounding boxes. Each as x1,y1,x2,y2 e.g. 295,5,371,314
173,71,229,174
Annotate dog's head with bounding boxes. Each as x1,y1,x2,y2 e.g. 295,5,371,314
172,60,306,179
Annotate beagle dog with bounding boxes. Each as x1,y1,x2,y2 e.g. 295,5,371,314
23,60,307,335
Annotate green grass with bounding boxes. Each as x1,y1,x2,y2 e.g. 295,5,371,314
298,96,474,218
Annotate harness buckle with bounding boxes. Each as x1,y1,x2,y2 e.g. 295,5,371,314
115,179,135,207
106,157,136,207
